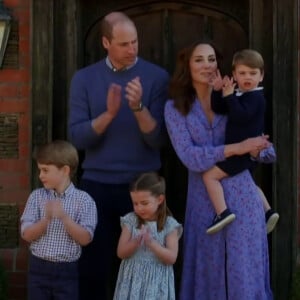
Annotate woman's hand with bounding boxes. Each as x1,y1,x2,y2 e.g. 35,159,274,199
209,69,223,91
238,135,270,155
224,135,271,158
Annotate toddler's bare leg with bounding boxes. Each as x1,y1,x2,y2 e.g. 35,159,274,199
203,166,228,215
256,185,271,212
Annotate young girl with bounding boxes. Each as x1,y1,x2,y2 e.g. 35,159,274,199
113,172,182,300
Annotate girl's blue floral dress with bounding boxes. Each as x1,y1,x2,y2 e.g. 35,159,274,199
113,212,182,300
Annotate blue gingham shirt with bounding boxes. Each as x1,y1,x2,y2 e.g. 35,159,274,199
20,183,97,262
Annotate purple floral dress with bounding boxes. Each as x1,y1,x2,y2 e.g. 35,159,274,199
164,99,275,300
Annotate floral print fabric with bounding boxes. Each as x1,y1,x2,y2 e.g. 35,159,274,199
113,212,182,300
164,99,274,300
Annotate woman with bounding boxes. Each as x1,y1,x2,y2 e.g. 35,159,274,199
164,41,274,300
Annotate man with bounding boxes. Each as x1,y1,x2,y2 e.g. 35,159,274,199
68,11,169,299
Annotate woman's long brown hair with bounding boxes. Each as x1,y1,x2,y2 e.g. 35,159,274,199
168,40,222,116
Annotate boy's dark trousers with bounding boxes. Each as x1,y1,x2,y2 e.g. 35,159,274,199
28,254,79,300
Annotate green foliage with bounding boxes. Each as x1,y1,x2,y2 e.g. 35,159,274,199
0,259,7,300
290,265,300,300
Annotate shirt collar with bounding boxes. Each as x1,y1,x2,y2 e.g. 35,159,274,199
51,182,75,199
105,56,138,72
235,86,263,96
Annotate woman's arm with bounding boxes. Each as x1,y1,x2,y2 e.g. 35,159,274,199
224,135,271,158
164,101,271,173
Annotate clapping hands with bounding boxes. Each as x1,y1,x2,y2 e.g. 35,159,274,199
44,200,66,221
136,225,154,247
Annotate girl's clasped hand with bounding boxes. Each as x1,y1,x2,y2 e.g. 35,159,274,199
135,224,153,246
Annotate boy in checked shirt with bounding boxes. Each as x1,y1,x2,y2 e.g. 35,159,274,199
20,140,97,300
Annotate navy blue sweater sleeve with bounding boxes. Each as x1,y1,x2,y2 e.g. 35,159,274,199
211,90,228,114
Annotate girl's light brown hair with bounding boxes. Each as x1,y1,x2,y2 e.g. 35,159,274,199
34,140,78,178
130,172,172,231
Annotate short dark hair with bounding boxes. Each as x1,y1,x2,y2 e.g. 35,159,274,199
34,140,78,177
232,49,264,73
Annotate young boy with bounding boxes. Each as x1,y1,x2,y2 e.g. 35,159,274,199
203,49,279,234
20,140,97,300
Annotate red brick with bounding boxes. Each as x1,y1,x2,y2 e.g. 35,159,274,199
0,1,30,297
5,0,23,7
0,160,29,173
0,70,30,83
14,7,30,22
0,190,28,204
9,0,30,7
19,23,30,38
19,40,29,54
0,174,23,189
19,131,30,144
18,146,30,160
19,85,30,98
4,0,14,5
0,173,30,189
0,84,19,97
0,100,29,112
19,53,31,69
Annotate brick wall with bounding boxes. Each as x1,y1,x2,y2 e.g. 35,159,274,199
0,0,31,299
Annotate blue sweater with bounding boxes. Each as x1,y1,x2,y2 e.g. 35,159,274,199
68,58,169,184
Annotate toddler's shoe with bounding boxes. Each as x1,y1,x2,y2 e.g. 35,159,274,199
206,209,236,235
266,209,279,234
